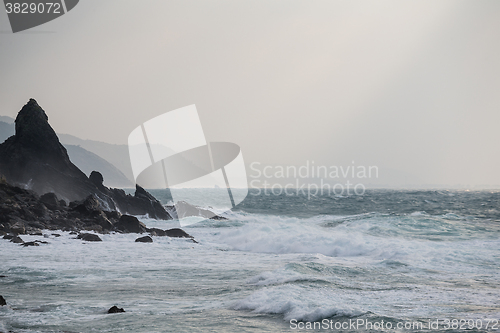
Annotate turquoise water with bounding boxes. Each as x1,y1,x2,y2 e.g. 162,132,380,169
1,190,499,332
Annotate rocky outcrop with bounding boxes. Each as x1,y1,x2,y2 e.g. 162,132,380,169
172,201,227,220
40,193,60,210
77,233,102,242
0,99,110,203
135,235,153,243
0,179,121,235
114,215,147,233
108,306,125,313
0,179,200,244
89,171,171,220
164,228,194,239
0,99,172,220
10,235,24,243
0,179,197,240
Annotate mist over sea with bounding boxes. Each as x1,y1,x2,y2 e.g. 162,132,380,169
1,189,499,332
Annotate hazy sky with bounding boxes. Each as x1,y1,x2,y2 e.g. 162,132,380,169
0,0,499,187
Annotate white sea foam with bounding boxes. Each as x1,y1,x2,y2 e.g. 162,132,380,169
231,285,363,322
1,199,499,332
246,268,326,286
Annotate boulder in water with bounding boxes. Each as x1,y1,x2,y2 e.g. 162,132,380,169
10,235,24,243
77,233,102,242
135,235,153,243
108,305,125,313
114,215,147,234
165,228,193,239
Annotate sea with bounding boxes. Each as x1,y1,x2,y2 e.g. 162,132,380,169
1,189,499,332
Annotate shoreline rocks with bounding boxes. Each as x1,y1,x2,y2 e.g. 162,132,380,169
0,99,172,220
0,180,197,241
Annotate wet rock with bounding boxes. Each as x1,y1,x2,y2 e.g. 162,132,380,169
22,241,39,247
108,185,172,220
114,215,147,233
40,192,60,210
147,227,168,236
27,220,46,230
174,201,227,220
9,221,26,235
72,195,101,214
104,210,121,220
95,211,113,230
32,202,50,221
165,228,193,239
10,235,24,243
135,235,153,243
77,233,102,242
107,305,125,313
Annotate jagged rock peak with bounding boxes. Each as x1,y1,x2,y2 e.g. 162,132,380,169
14,98,62,153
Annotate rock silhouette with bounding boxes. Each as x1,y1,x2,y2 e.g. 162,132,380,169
0,99,171,220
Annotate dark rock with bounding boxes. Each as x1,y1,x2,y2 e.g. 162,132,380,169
72,195,101,214
9,220,26,235
165,228,193,239
77,233,102,242
104,210,122,220
83,224,103,233
0,99,108,203
40,193,60,210
174,201,227,220
95,211,113,230
114,215,147,233
107,185,172,220
135,235,153,243
52,233,61,237
53,218,76,230
147,227,168,236
89,171,104,188
10,235,24,243
22,241,39,247
32,202,50,220
0,99,171,223
27,220,46,229
0,295,6,306
107,305,125,313
3,234,14,240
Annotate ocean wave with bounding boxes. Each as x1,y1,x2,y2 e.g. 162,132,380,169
210,219,389,257
246,268,327,286
231,285,364,322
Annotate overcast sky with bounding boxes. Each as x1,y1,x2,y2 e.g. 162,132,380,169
0,0,499,187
